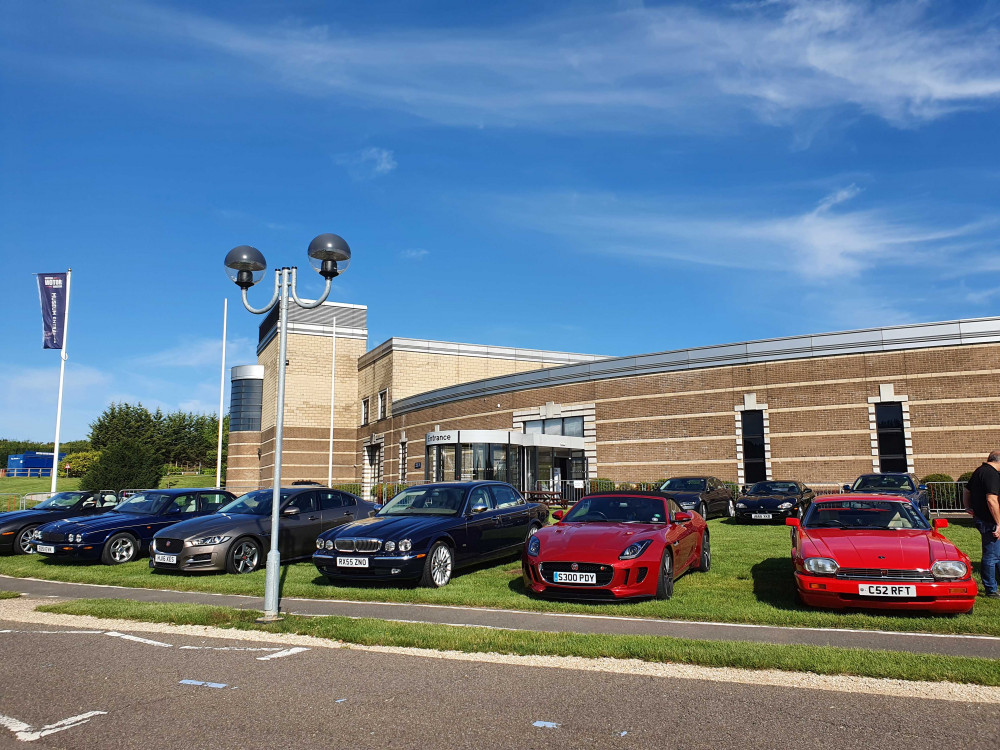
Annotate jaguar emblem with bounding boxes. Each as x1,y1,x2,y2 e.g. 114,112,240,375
571,563,579,571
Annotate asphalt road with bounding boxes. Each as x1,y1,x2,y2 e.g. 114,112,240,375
1,618,998,750
3,575,999,659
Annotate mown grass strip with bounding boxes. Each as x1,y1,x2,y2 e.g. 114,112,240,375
38,598,1000,687
0,591,20,600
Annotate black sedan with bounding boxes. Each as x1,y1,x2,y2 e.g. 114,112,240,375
658,476,735,520
734,481,815,522
0,491,119,555
313,481,547,587
842,473,930,518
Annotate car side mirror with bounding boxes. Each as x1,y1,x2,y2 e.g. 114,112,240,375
372,503,383,512
919,484,928,491
368,510,378,518
674,511,693,523
551,510,564,521
469,499,489,515
932,518,948,529
841,484,850,492
785,517,800,528
282,506,301,517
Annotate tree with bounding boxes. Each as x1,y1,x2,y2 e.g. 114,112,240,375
89,403,165,456
61,450,102,478
80,439,164,493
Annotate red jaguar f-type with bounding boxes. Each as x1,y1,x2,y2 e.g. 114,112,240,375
787,494,976,613
522,491,709,600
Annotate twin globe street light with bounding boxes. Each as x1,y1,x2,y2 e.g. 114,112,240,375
224,233,352,621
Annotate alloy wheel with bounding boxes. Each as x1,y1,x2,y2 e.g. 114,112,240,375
110,537,135,563
232,541,259,573
431,545,453,586
16,527,37,555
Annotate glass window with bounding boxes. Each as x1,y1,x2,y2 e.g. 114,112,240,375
875,403,907,473
400,442,407,481
490,444,508,482
438,445,457,481
467,487,494,510
317,491,342,510
166,494,198,514
543,419,562,435
491,485,523,508
286,492,317,513
741,410,766,484
563,417,584,437
338,491,357,506
379,486,465,516
361,398,370,426
199,493,230,511
524,420,542,435
378,390,387,420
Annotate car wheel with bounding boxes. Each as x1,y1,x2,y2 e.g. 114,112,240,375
697,531,711,572
726,499,735,518
526,523,542,541
420,541,453,588
226,537,261,574
14,525,39,555
655,550,674,600
101,533,139,565
698,502,709,521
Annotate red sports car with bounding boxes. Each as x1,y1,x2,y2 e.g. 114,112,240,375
787,494,976,613
522,491,709,600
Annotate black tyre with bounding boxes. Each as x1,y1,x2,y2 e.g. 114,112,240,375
101,533,139,565
697,531,711,572
226,537,262,574
419,541,453,588
14,525,39,555
655,550,674,600
698,502,709,521
526,522,542,541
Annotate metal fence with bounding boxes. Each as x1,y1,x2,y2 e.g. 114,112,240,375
925,482,967,513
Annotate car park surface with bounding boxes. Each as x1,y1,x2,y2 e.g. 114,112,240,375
735,481,814,522
524,491,709,600
0,491,119,555
314,481,547,587
659,475,735,519
151,487,374,574
787,494,976,613
31,488,234,565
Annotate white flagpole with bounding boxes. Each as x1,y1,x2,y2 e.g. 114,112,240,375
216,298,228,489
327,318,337,487
50,268,72,493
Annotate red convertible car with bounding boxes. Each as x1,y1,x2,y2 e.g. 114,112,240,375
786,494,976,613
522,491,709,600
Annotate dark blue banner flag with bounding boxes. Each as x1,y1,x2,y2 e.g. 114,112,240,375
37,273,67,349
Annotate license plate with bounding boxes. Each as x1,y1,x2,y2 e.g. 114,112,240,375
751,513,773,519
553,571,597,584
36,545,55,554
154,554,177,564
858,584,916,597
337,556,369,568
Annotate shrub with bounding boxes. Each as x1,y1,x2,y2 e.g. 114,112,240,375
60,450,101,478
80,438,164,494
958,471,974,483
920,473,953,485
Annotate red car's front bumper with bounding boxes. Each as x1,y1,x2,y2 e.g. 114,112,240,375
522,557,659,600
795,572,977,613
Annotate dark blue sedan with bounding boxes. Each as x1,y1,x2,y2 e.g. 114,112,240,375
842,473,930,518
31,488,235,565
313,481,547,587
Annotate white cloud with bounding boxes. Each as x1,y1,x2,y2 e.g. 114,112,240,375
132,336,254,369
46,0,1000,134
398,248,429,260
335,147,397,180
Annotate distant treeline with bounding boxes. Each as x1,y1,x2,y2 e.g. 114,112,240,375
0,439,91,468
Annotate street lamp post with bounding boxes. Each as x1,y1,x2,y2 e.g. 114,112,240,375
224,234,352,622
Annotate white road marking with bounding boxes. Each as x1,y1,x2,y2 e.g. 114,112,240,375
104,631,172,647
533,721,560,729
179,645,282,652
256,647,309,661
0,711,106,742
179,679,228,689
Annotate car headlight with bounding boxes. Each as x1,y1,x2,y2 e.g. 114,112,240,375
384,540,396,553
736,502,747,509
778,502,793,510
325,539,335,551
74,534,83,543
186,535,231,547
527,536,541,557
316,538,325,550
398,539,412,553
619,539,653,560
931,560,968,580
803,557,839,575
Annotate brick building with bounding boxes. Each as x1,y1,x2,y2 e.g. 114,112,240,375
226,304,1000,495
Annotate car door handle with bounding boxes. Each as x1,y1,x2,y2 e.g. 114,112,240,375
343,511,352,516
308,516,320,521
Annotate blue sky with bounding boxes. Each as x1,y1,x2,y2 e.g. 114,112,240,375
2,0,999,441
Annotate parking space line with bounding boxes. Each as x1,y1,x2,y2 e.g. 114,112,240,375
104,631,172,648
0,711,107,743
256,647,309,661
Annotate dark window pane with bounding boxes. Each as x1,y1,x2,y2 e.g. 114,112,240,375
745,460,767,484
741,410,764,436
876,402,904,431
877,431,906,457
880,455,908,472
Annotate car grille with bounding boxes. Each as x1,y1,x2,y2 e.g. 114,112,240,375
334,538,380,553
836,568,935,582
39,531,64,543
539,562,615,586
155,538,184,553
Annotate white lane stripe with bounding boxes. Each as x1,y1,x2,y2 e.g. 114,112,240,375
179,645,282,652
0,711,106,743
256,647,309,661
5,573,999,644
179,680,227,689
104,631,172,648
0,629,104,635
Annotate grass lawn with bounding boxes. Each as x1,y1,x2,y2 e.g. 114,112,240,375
0,590,20,600
0,474,219,499
3,518,996,635
37,598,1000,687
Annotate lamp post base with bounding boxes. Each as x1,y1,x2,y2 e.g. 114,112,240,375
260,548,283,622
255,613,285,624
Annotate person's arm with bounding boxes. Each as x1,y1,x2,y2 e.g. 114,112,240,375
963,488,974,515
988,494,1000,539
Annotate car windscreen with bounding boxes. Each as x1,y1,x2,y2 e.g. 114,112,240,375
563,496,668,524
378,487,466,516
113,493,172,515
33,492,89,510
748,482,798,495
803,499,929,530
660,478,706,491
852,475,914,492
218,490,295,516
